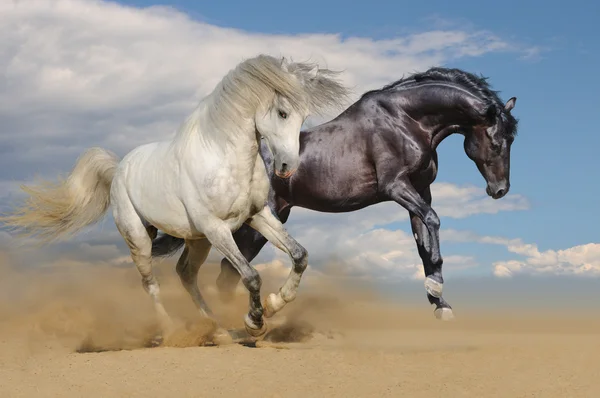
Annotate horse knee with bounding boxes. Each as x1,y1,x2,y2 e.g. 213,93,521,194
424,210,440,230
142,275,159,294
431,254,443,267
242,269,262,293
291,244,308,272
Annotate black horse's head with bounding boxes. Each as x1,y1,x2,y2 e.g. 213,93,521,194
464,97,518,199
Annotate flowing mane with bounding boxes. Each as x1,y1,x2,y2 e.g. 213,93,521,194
363,67,518,137
173,55,350,148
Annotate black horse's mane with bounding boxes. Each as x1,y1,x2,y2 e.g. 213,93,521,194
363,66,518,137
385,67,499,103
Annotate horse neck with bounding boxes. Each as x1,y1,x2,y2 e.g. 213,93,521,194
172,98,258,163
392,85,484,149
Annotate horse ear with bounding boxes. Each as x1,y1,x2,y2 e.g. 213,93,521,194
505,97,516,112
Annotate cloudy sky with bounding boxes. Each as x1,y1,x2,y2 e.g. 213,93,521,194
0,0,598,286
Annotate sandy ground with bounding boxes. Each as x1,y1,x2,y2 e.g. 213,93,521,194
1,256,599,397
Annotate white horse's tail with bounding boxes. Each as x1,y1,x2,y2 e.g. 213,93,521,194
1,147,120,243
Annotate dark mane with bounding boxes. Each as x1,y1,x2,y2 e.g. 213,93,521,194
363,67,518,137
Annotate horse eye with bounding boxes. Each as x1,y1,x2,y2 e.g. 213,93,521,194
278,110,288,119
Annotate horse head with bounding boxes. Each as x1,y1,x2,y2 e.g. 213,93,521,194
464,97,518,199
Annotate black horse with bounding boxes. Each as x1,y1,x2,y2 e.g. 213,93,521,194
152,67,519,320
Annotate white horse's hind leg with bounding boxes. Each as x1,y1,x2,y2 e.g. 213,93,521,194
246,206,308,318
112,198,173,344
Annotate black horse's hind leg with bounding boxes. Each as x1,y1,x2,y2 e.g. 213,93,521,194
216,203,292,303
385,181,453,320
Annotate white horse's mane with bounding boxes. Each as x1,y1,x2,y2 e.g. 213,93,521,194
172,54,350,148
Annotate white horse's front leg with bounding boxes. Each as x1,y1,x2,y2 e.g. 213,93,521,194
246,206,308,318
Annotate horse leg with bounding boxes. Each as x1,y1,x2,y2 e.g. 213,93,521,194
113,201,174,345
217,204,292,303
385,180,453,320
408,187,454,320
202,222,267,337
245,206,307,318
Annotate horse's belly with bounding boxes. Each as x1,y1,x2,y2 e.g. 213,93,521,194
139,198,251,238
296,192,378,213
135,197,195,238
290,169,378,212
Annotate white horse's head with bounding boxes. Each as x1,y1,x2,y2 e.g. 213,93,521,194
250,56,350,178
254,89,308,178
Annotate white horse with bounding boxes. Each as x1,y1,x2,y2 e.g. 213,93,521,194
1,54,350,343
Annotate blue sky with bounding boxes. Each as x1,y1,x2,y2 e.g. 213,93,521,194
0,0,598,283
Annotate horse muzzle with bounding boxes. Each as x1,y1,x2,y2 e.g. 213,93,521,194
486,181,510,199
275,166,297,179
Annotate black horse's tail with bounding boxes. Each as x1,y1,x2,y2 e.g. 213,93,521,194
151,233,186,257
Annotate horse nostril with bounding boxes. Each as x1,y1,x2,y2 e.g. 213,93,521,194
281,163,289,172
496,189,505,197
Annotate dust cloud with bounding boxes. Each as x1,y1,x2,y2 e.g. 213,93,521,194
2,249,600,397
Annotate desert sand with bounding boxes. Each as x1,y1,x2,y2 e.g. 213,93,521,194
1,255,599,398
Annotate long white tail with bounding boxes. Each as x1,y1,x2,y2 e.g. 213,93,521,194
1,147,120,243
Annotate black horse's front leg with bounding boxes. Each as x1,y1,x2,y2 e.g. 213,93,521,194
386,182,454,320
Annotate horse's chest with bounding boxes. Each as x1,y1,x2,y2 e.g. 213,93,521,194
209,168,268,226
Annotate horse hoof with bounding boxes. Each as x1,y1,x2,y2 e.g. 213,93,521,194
244,314,268,337
424,276,443,298
434,307,455,321
263,293,286,318
245,323,268,338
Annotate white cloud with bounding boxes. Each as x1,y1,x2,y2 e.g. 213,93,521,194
493,242,600,278
442,230,600,277
431,183,530,217
0,0,534,278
